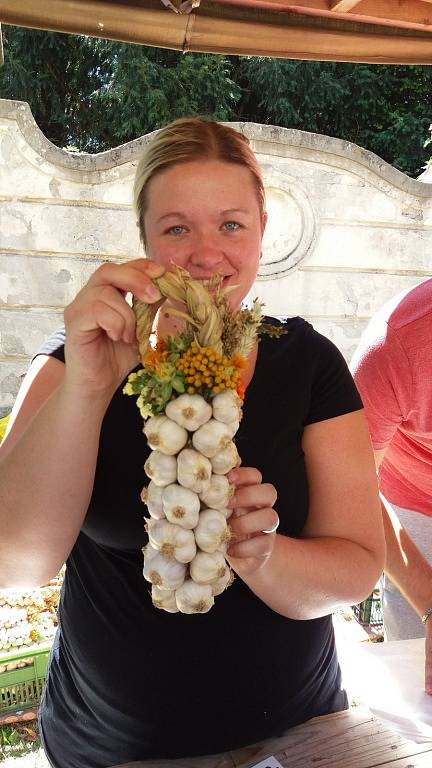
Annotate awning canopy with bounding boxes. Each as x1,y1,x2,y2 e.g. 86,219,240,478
1,0,432,64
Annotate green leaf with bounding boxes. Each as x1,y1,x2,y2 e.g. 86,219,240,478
172,376,186,393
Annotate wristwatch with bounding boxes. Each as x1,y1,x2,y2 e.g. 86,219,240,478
422,608,432,624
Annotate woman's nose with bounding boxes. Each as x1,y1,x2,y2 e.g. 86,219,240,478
189,235,224,267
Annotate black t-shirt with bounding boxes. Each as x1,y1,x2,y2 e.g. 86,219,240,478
38,318,362,768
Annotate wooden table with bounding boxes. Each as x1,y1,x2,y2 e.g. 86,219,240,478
113,705,432,768
257,706,432,768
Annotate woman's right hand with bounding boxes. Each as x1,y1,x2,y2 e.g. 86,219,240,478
63,258,165,399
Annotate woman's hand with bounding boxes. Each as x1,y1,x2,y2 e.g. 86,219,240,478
63,259,165,398
226,467,279,578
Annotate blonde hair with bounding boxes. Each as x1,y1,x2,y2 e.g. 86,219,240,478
133,117,265,245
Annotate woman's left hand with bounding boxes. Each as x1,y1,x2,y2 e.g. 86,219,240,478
226,467,279,578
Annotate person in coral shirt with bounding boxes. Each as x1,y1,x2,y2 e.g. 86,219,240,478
351,277,432,693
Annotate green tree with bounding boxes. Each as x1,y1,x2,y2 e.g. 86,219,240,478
0,27,241,151
236,59,432,175
0,26,430,176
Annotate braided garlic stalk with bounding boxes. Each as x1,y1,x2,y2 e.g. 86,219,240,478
125,267,263,614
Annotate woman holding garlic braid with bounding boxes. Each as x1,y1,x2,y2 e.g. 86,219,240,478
0,119,384,768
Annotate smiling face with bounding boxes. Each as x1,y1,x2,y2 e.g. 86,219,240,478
143,159,266,310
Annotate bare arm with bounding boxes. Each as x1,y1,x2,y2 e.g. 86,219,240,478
379,489,432,621
0,259,165,589
375,449,432,693
227,409,385,619
0,359,112,587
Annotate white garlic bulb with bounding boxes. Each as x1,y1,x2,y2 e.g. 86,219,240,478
175,580,214,614
139,351,245,611
225,420,240,438
146,518,196,563
194,509,230,554
210,442,240,475
211,568,234,596
190,550,228,585
142,541,158,562
162,484,200,529
141,481,165,519
199,474,233,510
166,393,212,431
144,415,188,455
192,419,232,458
177,448,212,494
151,585,179,613
143,546,186,590
219,507,233,520
212,390,242,424
144,450,177,487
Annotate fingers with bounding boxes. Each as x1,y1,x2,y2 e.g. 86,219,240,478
230,507,279,538
88,259,165,303
228,467,262,487
66,285,136,343
228,532,275,560
228,482,277,511
91,287,137,344
65,259,167,344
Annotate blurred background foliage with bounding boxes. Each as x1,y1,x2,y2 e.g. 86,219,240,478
0,26,430,176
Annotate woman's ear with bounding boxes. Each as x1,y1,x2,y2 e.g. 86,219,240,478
261,211,268,235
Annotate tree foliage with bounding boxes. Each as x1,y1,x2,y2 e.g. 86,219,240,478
0,26,430,176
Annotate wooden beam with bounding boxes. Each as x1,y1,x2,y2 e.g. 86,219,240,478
1,0,432,64
216,1,432,30
330,1,362,11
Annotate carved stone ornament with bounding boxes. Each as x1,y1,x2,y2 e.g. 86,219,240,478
258,168,316,281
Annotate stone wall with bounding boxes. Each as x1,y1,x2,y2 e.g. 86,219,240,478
1,99,431,415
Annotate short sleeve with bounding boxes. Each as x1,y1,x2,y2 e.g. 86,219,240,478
32,327,66,364
305,331,363,425
350,322,407,450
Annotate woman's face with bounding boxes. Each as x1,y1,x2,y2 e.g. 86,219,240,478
143,159,266,309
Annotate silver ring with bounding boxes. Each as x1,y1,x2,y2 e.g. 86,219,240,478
263,515,279,534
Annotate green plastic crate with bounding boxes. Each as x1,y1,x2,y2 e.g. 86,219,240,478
352,589,383,628
0,643,51,714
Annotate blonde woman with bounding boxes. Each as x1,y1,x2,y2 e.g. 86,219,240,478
0,119,384,768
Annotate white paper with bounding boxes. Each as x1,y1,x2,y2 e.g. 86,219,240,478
348,638,432,743
249,758,284,768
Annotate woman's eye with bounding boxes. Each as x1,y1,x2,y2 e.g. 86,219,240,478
223,221,241,231
167,225,187,235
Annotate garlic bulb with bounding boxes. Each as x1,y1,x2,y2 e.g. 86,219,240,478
177,448,212,494
194,509,230,553
212,390,242,424
219,507,233,520
144,450,177,487
125,264,271,612
143,545,186,590
162,484,200,529
192,419,232,459
175,580,214,614
144,415,188,455
210,442,240,475
199,474,233,509
151,585,179,613
190,550,228,585
146,518,196,563
211,568,234,596
141,481,165,519
225,420,240,438
142,541,158,562
166,393,212,431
